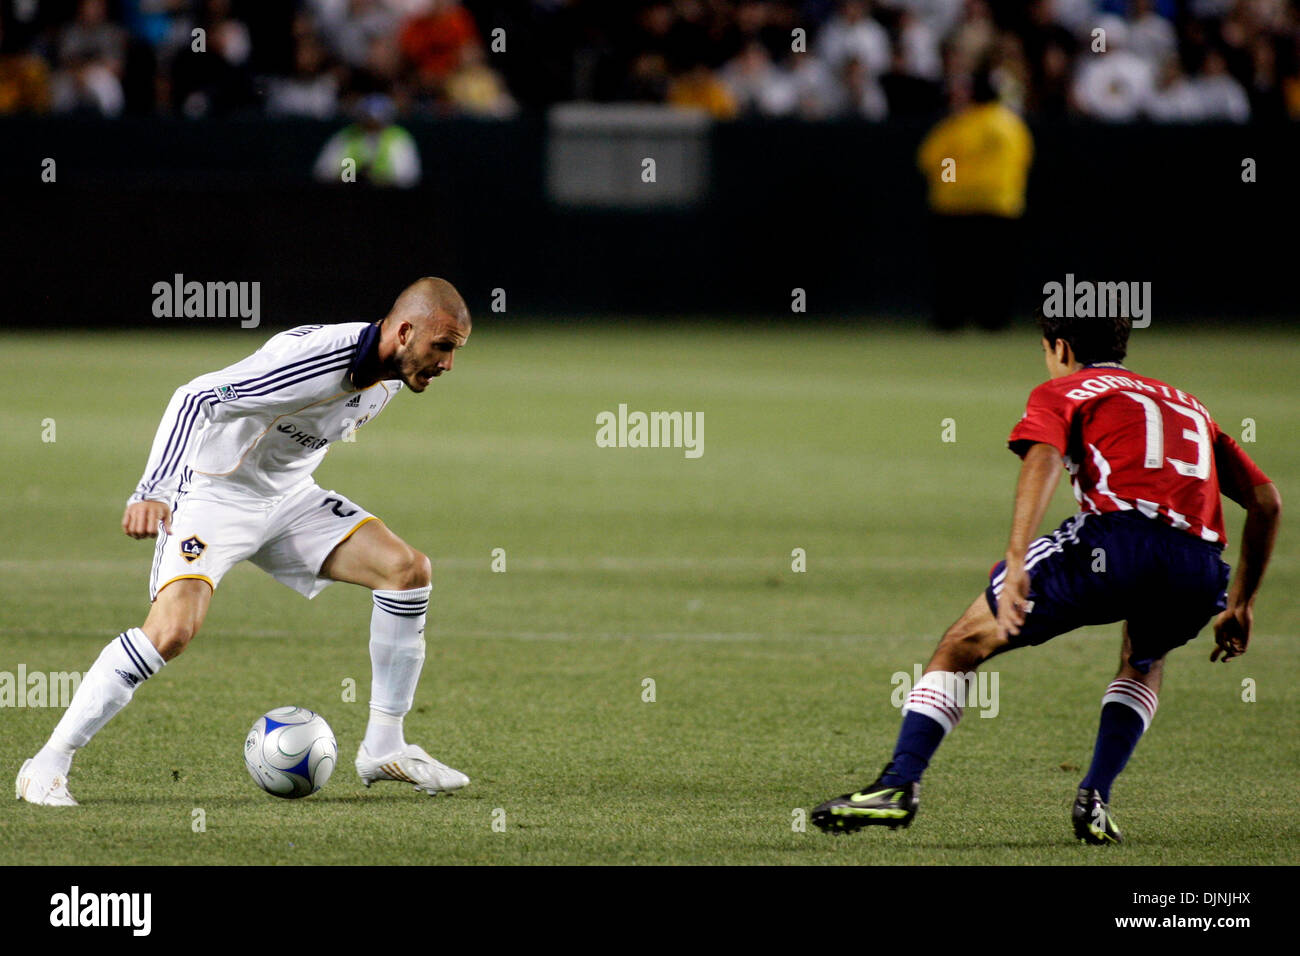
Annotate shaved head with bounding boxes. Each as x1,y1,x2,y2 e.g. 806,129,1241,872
375,277,471,392
386,276,470,331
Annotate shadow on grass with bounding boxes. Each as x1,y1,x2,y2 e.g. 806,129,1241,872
76,791,480,807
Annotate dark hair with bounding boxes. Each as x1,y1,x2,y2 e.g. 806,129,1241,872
1034,307,1130,364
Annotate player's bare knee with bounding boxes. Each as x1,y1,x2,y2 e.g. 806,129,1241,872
143,621,198,661
933,644,984,672
934,623,998,670
414,550,432,588
384,547,430,590
406,549,432,589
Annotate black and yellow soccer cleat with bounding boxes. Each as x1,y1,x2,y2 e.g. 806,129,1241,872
811,772,920,833
1072,787,1123,845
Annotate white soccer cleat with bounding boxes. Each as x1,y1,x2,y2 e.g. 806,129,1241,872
15,758,79,807
355,743,469,795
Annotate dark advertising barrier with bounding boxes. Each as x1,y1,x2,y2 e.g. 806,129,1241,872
2,115,1296,327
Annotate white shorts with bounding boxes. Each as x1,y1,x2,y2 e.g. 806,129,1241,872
149,481,377,601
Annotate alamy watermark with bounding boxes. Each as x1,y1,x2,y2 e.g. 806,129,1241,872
0,666,83,708
49,886,151,936
595,403,703,458
891,663,1000,718
152,273,260,328
1041,273,1151,328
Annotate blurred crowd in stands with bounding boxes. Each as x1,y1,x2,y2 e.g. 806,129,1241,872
1,0,1298,123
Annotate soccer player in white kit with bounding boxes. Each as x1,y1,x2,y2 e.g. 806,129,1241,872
16,277,472,805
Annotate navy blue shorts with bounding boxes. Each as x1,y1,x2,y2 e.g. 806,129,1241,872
985,511,1230,672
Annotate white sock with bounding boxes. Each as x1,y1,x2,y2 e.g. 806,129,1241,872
35,628,166,775
365,709,405,758
363,585,429,756
901,670,965,734
1101,677,1159,730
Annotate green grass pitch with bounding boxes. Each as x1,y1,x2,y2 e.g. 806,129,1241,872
1,322,1296,865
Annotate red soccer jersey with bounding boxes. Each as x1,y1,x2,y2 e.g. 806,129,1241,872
1008,364,1270,545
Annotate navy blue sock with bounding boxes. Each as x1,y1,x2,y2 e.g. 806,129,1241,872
879,711,947,786
1080,702,1146,802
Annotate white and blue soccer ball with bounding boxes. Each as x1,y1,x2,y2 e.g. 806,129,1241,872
243,706,337,799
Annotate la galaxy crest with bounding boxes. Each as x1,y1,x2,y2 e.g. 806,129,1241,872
179,535,207,563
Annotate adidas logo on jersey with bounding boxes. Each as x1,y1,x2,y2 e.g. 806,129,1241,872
345,394,361,408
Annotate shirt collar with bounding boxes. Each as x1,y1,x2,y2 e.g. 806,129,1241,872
347,321,384,388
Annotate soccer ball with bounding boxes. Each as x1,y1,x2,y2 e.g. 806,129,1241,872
243,706,337,799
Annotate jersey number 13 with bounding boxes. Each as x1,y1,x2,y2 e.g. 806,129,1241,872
1121,391,1211,480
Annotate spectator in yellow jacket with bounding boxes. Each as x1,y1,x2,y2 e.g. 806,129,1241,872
917,68,1033,330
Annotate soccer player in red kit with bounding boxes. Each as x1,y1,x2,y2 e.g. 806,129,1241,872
812,311,1281,843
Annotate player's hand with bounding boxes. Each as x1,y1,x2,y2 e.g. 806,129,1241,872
1211,604,1251,662
996,561,1032,641
122,500,172,539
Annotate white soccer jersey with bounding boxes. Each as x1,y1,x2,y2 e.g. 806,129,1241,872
129,322,403,505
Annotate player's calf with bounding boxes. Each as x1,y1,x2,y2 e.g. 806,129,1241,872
17,628,167,806
1074,645,1160,844
810,595,1011,833
18,581,208,804
354,581,470,795
321,521,463,793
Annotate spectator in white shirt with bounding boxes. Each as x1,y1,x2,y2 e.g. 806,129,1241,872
1128,0,1177,67
721,41,788,116
818,0,890,77
840,54,890,119
1071,16,1154,121
1144,53,1202,121
267,30,340,119
898,9,944,82
788,52,848,119
1190,47,1250,122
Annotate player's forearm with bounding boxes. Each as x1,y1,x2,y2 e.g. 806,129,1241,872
1004,443,1063,566
1227,482,1281,608
129,384,206,503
